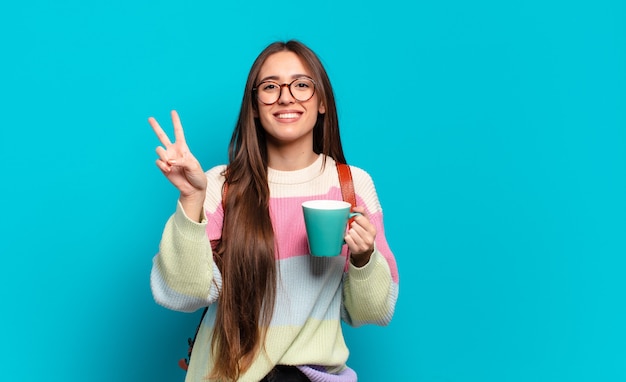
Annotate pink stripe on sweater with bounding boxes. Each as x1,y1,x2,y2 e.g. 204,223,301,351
270,189,345,260
204,187,399,283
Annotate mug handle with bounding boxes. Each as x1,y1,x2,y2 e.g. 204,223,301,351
343,212,363,244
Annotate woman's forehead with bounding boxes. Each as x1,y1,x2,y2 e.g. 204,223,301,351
257,51,313,81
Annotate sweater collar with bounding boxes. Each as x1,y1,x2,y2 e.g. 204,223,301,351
268,154,334,185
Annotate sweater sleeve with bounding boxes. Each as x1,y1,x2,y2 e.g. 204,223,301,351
150,166,227,313
150,202,221,312
341,167,399,327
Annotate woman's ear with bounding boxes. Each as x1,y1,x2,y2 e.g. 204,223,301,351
318,102,326,114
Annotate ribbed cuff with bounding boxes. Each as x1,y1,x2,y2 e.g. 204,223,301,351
348,248,381,281
172,200,208,242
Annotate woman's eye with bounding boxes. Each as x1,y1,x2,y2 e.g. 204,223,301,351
294,81,311,88
262,83,277,91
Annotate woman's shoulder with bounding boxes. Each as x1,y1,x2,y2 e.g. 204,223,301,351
205,164,227,180
204,164,227,211
346,163,375,186
324,156,376,190
345,163,382,212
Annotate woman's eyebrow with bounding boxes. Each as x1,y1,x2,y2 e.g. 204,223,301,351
257,74,312,83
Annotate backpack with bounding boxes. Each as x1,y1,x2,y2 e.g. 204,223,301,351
179,162,355,371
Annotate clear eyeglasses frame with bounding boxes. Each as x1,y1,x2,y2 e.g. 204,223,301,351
253,77,317,105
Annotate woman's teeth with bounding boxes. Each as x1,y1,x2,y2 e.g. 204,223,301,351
277,113,299,119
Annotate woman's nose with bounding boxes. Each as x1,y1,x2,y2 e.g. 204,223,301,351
277,84,295,104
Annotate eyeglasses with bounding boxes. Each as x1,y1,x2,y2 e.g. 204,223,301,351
253,77,316,105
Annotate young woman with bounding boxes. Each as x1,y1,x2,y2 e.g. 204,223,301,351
149,40,399,382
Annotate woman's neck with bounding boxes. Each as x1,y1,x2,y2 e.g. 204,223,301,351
266,144,318,171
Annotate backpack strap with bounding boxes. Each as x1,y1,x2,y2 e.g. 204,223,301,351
336,162,356,225
179,307,208,371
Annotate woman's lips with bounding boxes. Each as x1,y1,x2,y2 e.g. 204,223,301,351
274,111,302,121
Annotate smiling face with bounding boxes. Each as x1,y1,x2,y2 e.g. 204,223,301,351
255,51,326,151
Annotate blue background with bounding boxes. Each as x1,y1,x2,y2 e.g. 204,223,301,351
1,0,625,381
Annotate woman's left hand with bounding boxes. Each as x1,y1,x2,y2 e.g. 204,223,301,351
344,206,377,267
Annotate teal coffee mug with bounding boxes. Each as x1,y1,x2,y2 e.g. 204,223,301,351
302,200,360,257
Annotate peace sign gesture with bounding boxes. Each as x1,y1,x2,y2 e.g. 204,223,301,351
149,110,207,221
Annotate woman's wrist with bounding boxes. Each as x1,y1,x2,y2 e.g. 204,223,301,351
350,247,374,268
179,194,206,223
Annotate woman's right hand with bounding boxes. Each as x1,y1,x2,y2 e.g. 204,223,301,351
149,110,207,221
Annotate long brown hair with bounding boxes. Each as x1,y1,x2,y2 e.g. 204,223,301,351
210,40,346,381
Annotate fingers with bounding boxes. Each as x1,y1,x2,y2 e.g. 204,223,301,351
149,110,186,147
347,221,375,247
155,146,173,172
171,110,187,145
350,207,374,236
344,230,374,262
150,110,195,179
148,116,172,147
351,206,368,217
155,158,171,174
345,207,376,255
